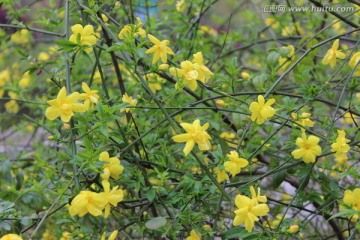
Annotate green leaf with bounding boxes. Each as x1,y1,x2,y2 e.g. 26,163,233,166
272,169,287,189
146,188,156,202
145,217,167,230
221,226,260,239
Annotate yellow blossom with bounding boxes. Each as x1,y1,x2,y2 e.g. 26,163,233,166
249,95,276,124
250,186,267,204
322,39,346,68
102,180,124,218
5,100,20,114
145,34,174,64
215,99,227,107
281,23,305,36
291,133,322,163
192,52,213,83
224,151,249,177
18,71,31,89
10,29,31,45
342,188,360,221
287,225,300,233
233,187,269,232
186,229,200,240
349,52,360,76
38,52,50,61
172,119,212,156
170,60,199,90
278,45,295,72
118,25,132,39
68,190,107,217
121,93,137,112
0,69,10,87
159,64,169,70
199,25,218,37
145,73,164,92
99,151,124,180
241,71,250,80
0,234,22,240
342,112,357,125
176,0,186,13
69,24,97,52
291,112,315,128
45,87,87,122
265,17,280,29
101,230,118,240
214,168,229,183
220,132,236,139
332,20,346,35
79,82,100,110
331,130,350,164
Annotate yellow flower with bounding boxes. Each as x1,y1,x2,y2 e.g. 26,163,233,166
215,99,227,107
101,230,118,240
10,29,31,45
233,187,269,232
287,225,300,233
342,188,360,221
172,119,212,156
291,112,315,128
145,34,174,64
121,93,137,112
176,0,186,13
68,190,107,217
5,100,20,114
45,87,87,122
250,186,267,204
241,71,250,80
349,52,360,76
186,229,200,240
18,71,31,89
102,180,124,218
281,23,305,36
170,60,199,90
0,234,22,240
60,231,71,240
38,52,50,61
118,25,132,39
159,64,169,70
224,151,249,177
69,24,97,52
265,17,280,29
291,133,322,163
214,168,229,183
331,130,350,163
0,69,10,87
192,52,213,83
249,95,276,124
79,82,100,110
322,39,346,68
99,151,124,180
145,73,164,92
220,132,236,139
278,45,295,72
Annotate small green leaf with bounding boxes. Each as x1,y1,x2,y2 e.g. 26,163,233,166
145,217,167,230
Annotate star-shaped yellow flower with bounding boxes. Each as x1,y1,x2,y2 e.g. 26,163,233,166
79,82,100,110
322,39,346,68
291,133,322,163
145,34,174,64
172,119,212,156
224,151,249,177
45,87,87,122
249,95,276,124
99,151,124,180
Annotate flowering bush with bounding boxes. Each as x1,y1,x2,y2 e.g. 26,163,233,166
1,0,360,239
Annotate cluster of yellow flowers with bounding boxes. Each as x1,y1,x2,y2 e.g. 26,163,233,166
170,52,213,91
69,151,124,218
45,83,99,122
10,29,32,45
69,24,98,52
331,130,350,165
341,188,360,222
322,39,360,74
233,186,269,232
118,17,146,40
